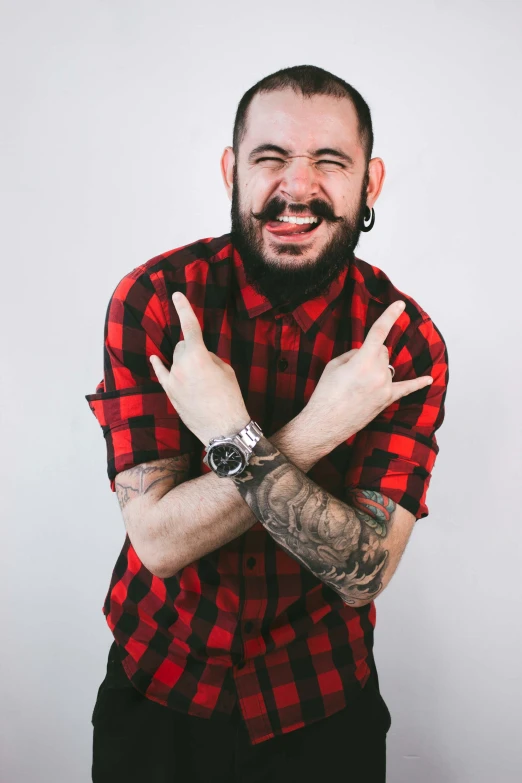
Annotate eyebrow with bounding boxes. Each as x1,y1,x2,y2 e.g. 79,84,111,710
248,144,354,166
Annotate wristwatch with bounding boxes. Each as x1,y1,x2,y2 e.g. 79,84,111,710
203,420,263,478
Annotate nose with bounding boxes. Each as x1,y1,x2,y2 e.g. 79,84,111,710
279,156,319,203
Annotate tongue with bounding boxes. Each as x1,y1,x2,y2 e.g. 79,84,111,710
265,220,316,236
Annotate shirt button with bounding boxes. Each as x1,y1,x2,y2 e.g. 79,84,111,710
244,621,254,634
278,358,289,371
246,557,256,569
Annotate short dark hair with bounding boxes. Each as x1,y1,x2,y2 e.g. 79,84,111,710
232,64,374,164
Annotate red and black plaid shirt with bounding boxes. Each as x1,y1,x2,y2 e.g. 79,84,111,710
86,233,448,744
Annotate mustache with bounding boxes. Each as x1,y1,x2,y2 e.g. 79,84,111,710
251,196,343,223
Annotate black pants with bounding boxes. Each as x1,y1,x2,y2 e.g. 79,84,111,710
92,642,391,782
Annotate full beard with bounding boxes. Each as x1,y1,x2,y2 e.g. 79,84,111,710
230,171,368,311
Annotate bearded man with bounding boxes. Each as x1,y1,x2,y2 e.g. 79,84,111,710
86,64,449,783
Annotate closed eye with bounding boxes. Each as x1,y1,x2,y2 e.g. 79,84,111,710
255,157,345,169
317,160,345,168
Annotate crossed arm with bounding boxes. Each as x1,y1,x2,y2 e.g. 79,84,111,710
116,412,415,607
232,437,415,606
116,294,424,605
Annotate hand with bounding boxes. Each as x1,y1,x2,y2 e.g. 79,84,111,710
304,300,434,449
149,292,250,445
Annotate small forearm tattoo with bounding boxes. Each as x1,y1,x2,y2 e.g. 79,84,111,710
115,455,191,509
233,438,396,605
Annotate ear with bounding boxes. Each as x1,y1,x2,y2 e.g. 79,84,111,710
365,157,386,209
221,146,235,201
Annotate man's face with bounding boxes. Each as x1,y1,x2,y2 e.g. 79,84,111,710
229,88,370,308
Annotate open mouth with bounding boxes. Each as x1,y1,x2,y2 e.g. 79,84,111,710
264,215,324,240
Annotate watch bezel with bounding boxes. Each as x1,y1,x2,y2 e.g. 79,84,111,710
205,438,249,478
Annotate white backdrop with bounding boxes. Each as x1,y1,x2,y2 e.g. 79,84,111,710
2,1,521,781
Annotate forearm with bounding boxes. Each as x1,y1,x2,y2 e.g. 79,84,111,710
149,409,330,577
232,437,396,606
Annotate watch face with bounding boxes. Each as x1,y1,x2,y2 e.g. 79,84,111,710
208,443,246,477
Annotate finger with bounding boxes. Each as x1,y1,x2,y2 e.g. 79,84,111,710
149,354,170,387
335,348,359,364
173,339,186,358
172,291,204,348
390,375,433,401
208,351,227,367
362,301,406,353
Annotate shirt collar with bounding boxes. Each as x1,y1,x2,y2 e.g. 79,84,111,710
232,244,349,334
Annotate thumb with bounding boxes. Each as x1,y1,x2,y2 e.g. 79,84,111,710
149,354,170,388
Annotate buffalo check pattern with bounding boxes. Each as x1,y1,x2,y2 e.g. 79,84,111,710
86,233,449,744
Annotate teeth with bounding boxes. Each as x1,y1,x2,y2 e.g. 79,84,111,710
276,216,319,224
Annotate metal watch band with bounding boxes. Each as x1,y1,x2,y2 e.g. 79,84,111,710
236,420,263,453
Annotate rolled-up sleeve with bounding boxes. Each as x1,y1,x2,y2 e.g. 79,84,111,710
85,269,198,491
344,315,449,519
